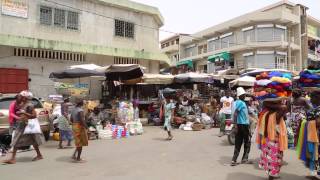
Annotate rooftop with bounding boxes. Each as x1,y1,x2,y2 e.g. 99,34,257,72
181,0,306,44
95,0,164,26
160,33,190,43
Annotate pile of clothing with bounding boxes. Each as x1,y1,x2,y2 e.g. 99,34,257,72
254,71,292,100
117,101,134,123
299,69,320,88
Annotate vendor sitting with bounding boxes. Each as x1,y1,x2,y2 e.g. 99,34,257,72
87,107,104,128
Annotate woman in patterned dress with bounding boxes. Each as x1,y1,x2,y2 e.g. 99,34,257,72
3,91,44,164
297,90,320,179
287,89,312,146
256,100,288,180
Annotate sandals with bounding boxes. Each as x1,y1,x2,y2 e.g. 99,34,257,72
230,161,238,166
2,159,16,164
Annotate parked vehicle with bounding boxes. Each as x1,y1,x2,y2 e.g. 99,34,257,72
225,119,236,145
0,95,50,141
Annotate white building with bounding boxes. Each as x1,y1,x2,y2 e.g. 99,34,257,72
179,1,320,73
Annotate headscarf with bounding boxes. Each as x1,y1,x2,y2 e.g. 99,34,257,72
19,90,33,99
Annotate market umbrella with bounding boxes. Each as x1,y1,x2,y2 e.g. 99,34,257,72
241,68,291,77
105,64,144,81
49,68,105,79
174,72,212,83
160,88,177,98
229,76,256,87
69,64,104,72
142,74,174,85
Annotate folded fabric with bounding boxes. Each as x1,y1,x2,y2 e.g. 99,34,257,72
267,84,284,92
282,73,292,80
257,93,278,100
270,76,291,84
307,69,320,74
256,79,272,86
268,71,284,78
276,91,287,97
300,72,320,80
255,91,268,97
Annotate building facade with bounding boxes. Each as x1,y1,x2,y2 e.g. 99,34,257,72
0,0,169,98
179,1,320,73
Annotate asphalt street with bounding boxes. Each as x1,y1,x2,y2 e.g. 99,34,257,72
0,127,309,180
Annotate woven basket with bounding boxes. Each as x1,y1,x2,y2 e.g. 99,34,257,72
192,123,204,131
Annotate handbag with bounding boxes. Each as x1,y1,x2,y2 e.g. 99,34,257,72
24,118,42,134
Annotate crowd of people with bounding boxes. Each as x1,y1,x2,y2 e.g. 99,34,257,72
3,80,320,180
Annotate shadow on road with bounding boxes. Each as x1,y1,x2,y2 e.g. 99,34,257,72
226,172,305,180
218,156,232,166
152,137,169,142
16,157,33,163
220,139,232,146
56,156,74,163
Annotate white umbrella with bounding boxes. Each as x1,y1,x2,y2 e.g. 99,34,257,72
229,76,256,87
69,64,103,71
142,74,174,84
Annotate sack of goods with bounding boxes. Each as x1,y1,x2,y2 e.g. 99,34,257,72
254,71,292,100
98,126,113,140
299,69,320,88
127,120,143,135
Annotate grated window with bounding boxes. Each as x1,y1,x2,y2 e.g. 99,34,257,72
40,6,52,25
67,11,79,30
54,9,65,27
115,19,135,39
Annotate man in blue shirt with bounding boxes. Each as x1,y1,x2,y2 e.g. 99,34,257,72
231,87,251,166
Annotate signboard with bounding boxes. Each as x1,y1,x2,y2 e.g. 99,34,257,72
1,0,28,18
308,25,318,37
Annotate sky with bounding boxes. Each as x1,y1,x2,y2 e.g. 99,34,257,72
132,0,320,40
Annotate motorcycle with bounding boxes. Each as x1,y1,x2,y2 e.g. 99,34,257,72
226,116,257,146
225,119,236,145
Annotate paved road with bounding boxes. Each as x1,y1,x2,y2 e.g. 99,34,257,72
0,127,308,180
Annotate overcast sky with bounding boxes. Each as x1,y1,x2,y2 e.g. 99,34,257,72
132,0,320,40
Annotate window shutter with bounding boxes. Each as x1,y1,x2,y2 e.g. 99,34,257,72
257,27,273,42
256,54,275,69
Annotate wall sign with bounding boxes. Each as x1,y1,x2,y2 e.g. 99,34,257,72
1,0,28,18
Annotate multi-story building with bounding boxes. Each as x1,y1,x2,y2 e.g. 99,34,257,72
307,16,320,67
179,0,320,73
160,34,189,66
0,0,169,98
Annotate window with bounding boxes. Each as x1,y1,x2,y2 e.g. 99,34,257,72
40,6,79,30
198,44,207,54
40,6,52,25
184,46,197,57
171,41,175,45
207,38,220,52
54,9,65,27
14,48,85,62
176,39,179,44
274,25,287,41
221,34,234,49
115,19,135,39
242,26,255,43
67,11,79,30
257,25,274,42
125,21,134,38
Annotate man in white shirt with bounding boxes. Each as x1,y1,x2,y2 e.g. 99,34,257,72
219,90,234,137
